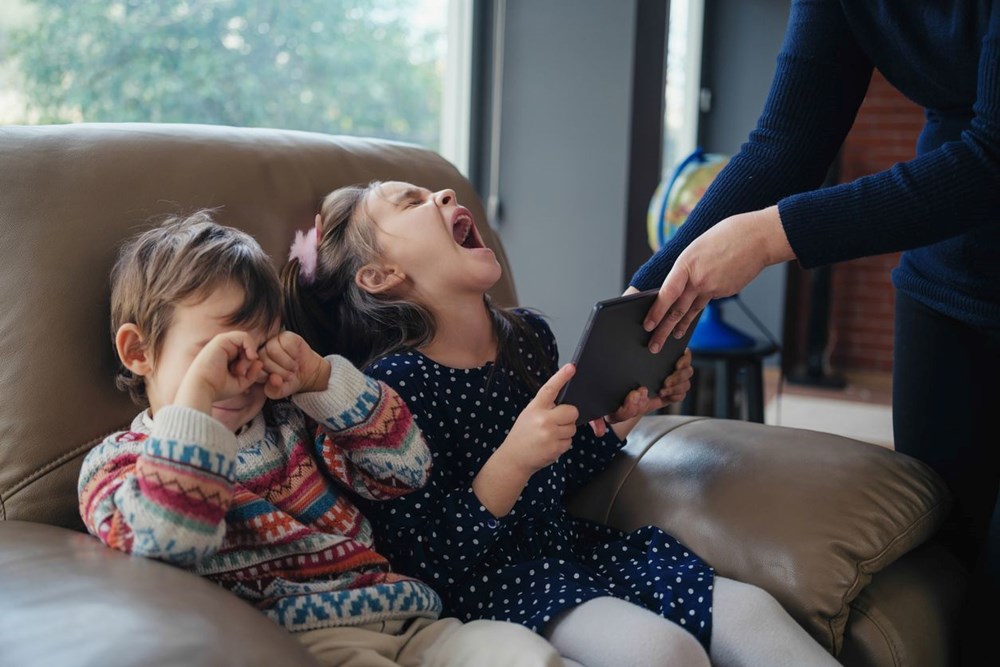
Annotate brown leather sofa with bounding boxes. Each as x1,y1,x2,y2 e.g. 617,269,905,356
0,124,966,666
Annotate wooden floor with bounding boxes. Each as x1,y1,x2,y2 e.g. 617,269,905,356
764,367,892,406
670,365,895,448
763,367,894,448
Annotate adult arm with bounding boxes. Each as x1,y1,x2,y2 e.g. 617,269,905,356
779,0,1000,267
631,0,875,293
635,1,1000,346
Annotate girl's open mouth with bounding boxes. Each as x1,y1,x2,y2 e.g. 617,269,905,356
451,207,484,249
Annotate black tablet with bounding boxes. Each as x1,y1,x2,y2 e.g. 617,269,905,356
556,289,700,425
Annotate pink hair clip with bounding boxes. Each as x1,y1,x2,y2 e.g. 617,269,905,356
288,228,318,285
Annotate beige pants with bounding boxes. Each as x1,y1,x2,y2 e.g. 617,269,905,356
297,616,566,667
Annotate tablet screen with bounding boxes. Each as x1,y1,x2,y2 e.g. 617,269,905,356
556,290,699,425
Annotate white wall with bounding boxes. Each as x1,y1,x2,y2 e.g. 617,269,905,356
494,0,637,362
698,0,791,350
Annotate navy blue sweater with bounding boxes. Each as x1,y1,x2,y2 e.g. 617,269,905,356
631,0,1000,331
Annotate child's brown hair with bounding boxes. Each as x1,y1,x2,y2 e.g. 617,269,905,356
282,182,546,391
110,210,281,405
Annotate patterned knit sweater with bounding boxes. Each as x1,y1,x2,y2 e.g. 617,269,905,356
79,355,441,631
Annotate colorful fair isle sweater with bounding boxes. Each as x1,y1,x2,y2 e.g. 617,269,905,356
78,355,441,632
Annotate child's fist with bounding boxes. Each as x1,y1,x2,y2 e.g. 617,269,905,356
656,347,694,405
503,364,579,475
178,331,265,408
258,331,331,400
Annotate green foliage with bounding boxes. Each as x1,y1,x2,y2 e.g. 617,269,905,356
8,0,443,148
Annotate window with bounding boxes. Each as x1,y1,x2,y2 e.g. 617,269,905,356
662,0,704,176
0,0,471,172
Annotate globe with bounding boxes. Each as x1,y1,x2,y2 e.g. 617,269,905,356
647,147,730,251
646,147,754,350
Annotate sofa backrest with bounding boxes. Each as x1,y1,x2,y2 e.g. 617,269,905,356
0,123,517,530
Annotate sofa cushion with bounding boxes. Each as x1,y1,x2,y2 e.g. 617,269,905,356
0,521,321,667
0,123,515,529
568,415,953,655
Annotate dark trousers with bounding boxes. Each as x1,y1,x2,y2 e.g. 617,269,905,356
892,290,1000,661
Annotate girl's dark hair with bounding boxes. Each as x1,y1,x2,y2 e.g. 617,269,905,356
281,182,547,392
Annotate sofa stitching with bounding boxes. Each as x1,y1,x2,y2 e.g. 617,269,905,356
827,497,949,654
845,603,903,667
604,417,709,524
6,427,124,498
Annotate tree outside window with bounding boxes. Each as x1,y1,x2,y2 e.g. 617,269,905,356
0,0,448,151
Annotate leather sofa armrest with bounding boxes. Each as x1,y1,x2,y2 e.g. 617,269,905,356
838,541,966,667
0,521,320,667
567,416,952,655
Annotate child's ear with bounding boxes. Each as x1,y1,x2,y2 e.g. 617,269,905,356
355,263,405,295
314,213,323,244
115,324,153,377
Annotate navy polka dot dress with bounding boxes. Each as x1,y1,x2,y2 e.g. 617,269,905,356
359,311,714,649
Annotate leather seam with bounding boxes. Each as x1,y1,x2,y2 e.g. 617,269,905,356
828,496,948,654
5,427,124,500
846,603,903,667
604,416,709,524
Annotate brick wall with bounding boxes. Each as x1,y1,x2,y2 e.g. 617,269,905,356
829,70,924,372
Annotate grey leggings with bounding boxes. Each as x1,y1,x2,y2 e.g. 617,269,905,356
544,577,840,667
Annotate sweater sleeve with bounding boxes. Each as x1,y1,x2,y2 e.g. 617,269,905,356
292,354,432,501
631,0,874,289
779,2,1000,267
77,406,238,567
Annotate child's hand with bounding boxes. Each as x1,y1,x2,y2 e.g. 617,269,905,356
257,331,331,400
656,347,694,404
176,331,266,411
501,363,580,476
589,348,694,437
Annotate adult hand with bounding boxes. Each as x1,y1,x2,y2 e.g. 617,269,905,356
639,205,794,353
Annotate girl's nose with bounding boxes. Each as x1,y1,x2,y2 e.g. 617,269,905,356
434,189,456,207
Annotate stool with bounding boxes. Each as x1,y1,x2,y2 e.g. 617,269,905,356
680,341,779,423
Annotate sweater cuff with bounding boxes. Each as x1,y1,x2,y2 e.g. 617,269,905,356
293,354,384,431
147,405,239,481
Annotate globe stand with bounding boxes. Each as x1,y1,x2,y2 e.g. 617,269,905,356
689,298,754,351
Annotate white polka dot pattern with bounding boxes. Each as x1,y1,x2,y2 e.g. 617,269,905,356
358,310,714,649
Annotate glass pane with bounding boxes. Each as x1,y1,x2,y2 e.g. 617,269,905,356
662,0,703,177
0,0,450,152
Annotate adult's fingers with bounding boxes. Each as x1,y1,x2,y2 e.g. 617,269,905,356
672,295,711,339
534,363,576,405
648,287,700,352
643,271,687,334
